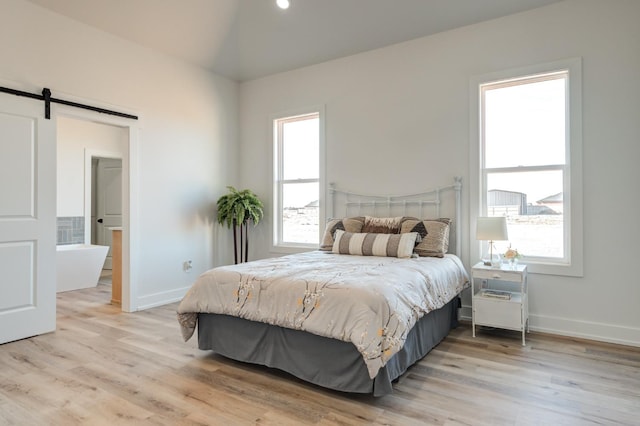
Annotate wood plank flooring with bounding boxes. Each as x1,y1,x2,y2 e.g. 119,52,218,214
1,284,638,425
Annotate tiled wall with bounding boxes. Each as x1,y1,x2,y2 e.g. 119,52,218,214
57,216,85,245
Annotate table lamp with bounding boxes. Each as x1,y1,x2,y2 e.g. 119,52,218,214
476,216,508,268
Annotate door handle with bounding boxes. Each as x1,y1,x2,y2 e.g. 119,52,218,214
97,218,103,223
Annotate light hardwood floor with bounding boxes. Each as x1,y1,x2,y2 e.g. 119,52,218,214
1,284,638,425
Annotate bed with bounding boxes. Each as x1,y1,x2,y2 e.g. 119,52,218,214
177,178,469,396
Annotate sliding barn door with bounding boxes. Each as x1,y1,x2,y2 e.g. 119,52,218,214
0,95,56,344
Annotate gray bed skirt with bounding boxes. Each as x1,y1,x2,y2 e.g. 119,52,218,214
198,296,460,397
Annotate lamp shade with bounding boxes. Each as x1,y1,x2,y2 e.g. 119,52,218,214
476,217,508,241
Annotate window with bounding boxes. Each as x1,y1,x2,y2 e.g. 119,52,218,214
272,108,324,250
471,59,583,276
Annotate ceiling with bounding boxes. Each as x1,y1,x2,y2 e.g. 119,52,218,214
26,0,563,82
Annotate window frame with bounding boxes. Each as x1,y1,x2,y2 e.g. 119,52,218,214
270,105,325,253
470,58,583,277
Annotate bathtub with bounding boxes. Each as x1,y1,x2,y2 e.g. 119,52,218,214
56,244,109,293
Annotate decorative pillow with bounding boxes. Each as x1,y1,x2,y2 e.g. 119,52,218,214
319,217,364,251
361,216,404,234
332,230,419,259
400,218,451,258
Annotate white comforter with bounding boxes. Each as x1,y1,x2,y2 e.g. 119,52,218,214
177,251,469,379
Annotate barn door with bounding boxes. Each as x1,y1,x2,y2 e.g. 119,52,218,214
0,95,56,344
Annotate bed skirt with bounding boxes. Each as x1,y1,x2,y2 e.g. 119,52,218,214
197,296,460,397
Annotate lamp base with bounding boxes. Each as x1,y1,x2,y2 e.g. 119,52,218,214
482,253,502,268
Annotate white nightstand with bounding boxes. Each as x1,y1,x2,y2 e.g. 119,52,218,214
471,262,529,345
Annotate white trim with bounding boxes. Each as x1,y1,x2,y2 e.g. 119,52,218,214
136,286,190,311
459,310,640,347
469,57,583,277
54,97,142,313
528,314,640,348
122,126,140,312
269,105,326,254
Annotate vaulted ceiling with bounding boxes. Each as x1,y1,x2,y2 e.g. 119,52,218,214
26,0,563,81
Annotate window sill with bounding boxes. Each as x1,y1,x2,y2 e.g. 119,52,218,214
516,260,583,277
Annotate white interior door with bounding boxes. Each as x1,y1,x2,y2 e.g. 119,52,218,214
95,158,122,269
0,95,56,344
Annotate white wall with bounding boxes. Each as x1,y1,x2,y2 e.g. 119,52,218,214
239,0,640,346
1,0,239,309
57,117,126,217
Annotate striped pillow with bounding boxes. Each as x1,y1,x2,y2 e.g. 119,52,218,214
332,230,419,259
319,217,365,251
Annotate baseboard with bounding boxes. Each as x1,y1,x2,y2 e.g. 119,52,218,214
136,286,190,311
528,314,640,348
460,304,640,348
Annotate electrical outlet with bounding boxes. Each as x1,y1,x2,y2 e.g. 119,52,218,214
183,260,193,272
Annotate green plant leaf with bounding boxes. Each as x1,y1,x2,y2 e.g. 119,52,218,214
216,186,264,228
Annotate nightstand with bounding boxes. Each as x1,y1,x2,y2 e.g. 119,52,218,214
471,262,528,345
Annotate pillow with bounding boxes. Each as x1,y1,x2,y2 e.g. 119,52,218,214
400,218,451,258
319,217,364,251
361,216,403,234
332,230,419,259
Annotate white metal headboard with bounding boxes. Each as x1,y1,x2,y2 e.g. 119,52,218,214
328,177,462,257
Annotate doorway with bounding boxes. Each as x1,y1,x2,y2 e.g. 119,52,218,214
57,113,137,312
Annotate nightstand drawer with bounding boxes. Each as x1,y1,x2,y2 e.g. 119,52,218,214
472,268,522,282
473,297,522,330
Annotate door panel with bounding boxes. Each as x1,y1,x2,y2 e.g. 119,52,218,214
0,242,33,311
96,158,122,269
0,112,34,216
0,96,56,344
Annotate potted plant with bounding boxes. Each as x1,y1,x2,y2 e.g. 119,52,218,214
216,186,264,264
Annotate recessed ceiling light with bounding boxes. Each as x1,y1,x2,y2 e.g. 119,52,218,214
276,0,290,10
